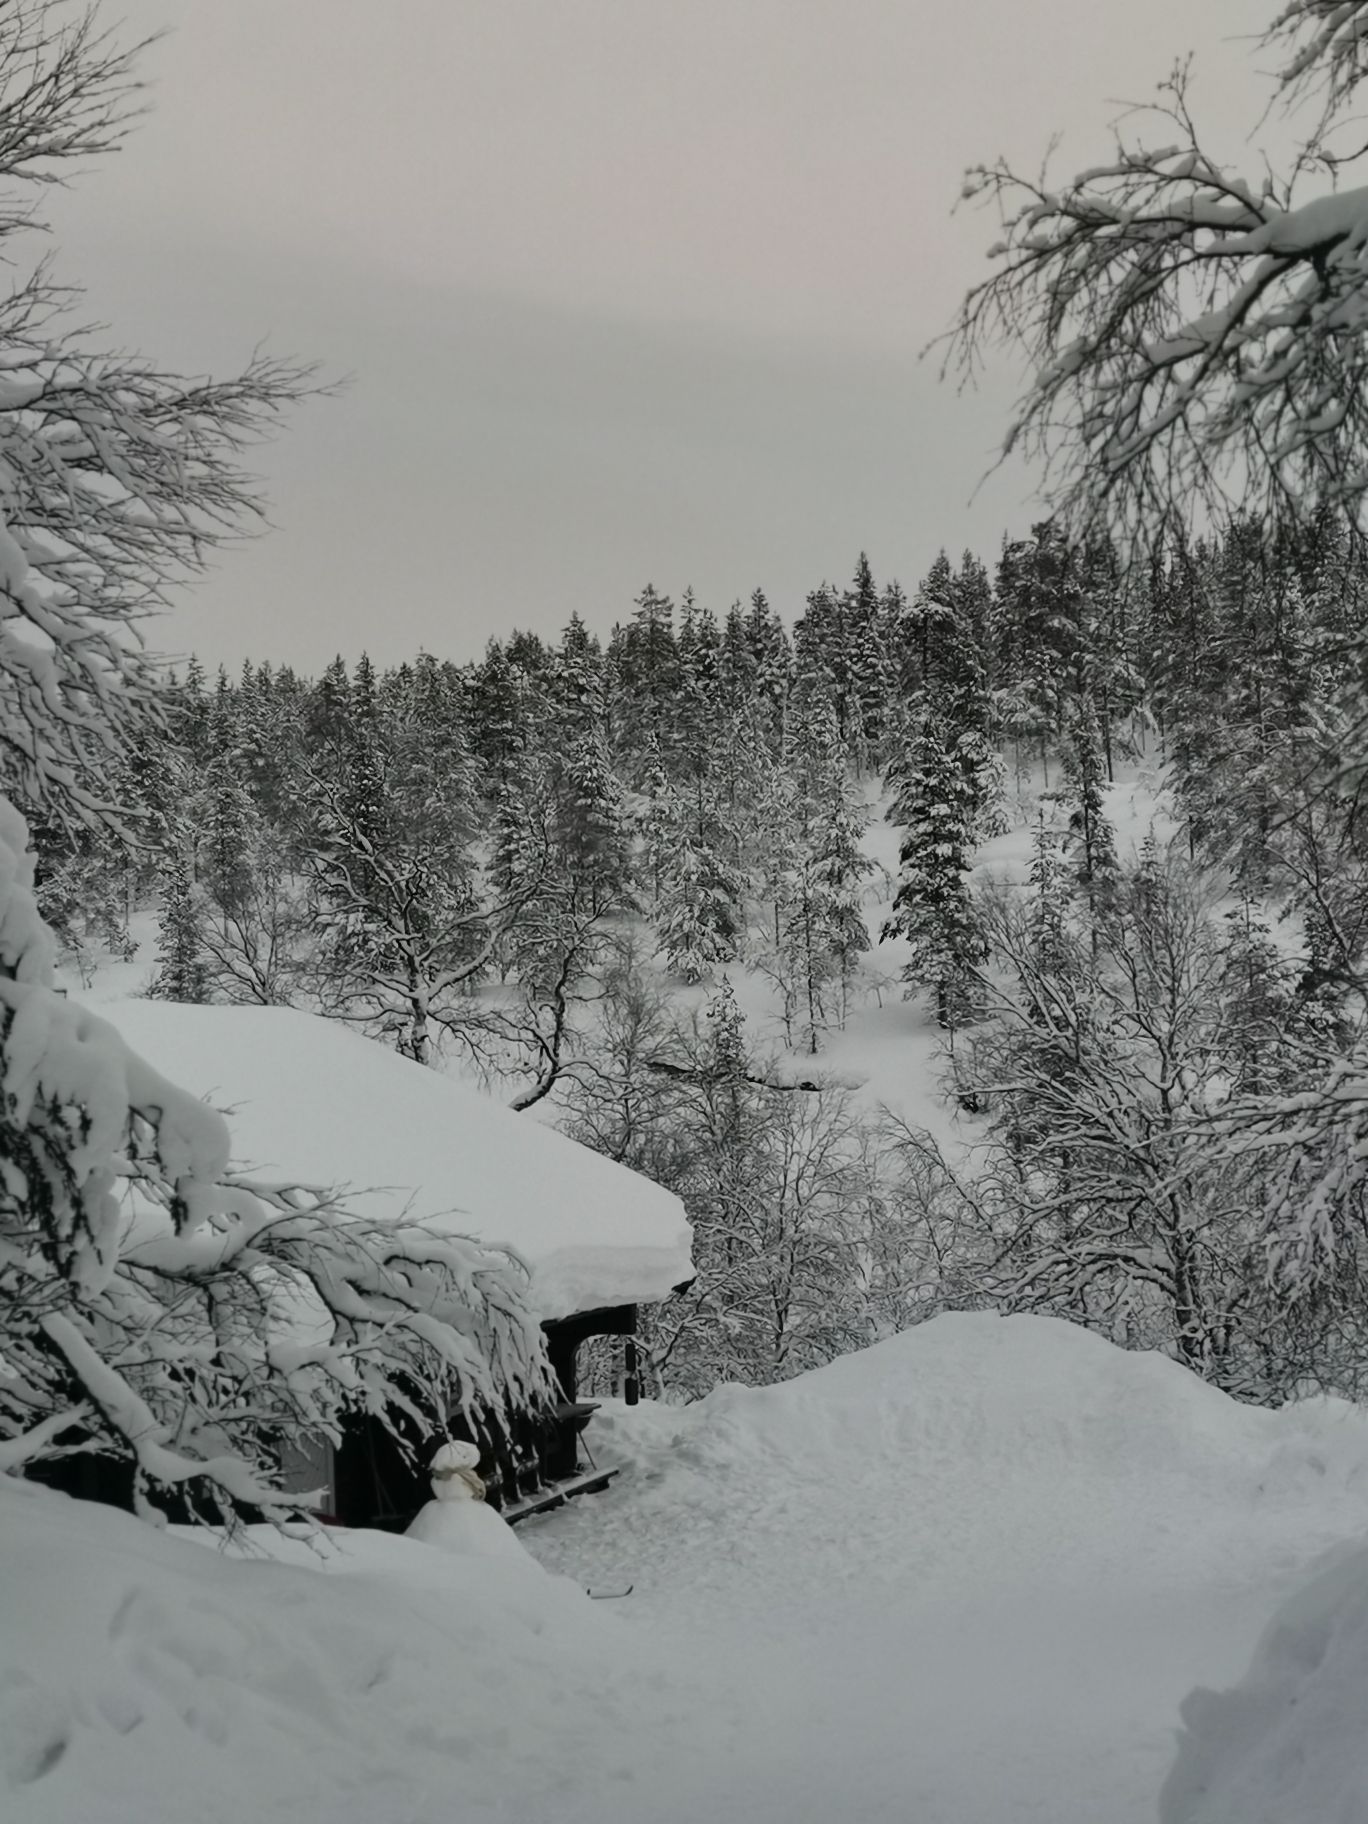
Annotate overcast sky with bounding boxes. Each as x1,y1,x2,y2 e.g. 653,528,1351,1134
44,0,1268,672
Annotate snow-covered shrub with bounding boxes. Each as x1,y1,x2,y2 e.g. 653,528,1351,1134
563,969,949,1398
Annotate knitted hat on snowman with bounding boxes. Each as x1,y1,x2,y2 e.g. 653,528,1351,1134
430,1439,486,1502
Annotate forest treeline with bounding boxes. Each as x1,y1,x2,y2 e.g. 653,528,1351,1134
27,515,1368,1406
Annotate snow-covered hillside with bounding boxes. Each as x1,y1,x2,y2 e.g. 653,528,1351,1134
56,759,1180,1145
6,1312,1367,1823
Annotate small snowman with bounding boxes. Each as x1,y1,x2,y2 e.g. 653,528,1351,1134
405,1440,527,1559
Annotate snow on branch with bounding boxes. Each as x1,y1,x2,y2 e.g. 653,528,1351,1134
1268,2,1368,134
0,4,321,822
0,1,148,200
947,68,1368,552
0,334,317,818
1217,1042,1368,1298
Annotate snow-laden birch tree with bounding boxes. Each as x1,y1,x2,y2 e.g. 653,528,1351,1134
0,0,553,1520
949,1,1368,552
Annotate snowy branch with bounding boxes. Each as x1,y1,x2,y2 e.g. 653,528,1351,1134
948,66,1368,550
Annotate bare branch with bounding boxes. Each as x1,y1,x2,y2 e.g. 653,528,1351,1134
1267,1,1368,134
946,66,1368,554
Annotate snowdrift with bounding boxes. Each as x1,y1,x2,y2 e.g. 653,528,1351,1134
536,1313,1368,1612
0,1473,717,1824
1160,1545,1368,1823
6,1312,1368,1823
99,998,693,1320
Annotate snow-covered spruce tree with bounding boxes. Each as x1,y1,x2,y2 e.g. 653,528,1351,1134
1140,518,1368,999
635,739,677,906
742,587,793,752
882,709,990,1029
765,700,872,1052
0,2,553,1518
610,583,680,769
655,833,745,984
643,734,746,985
550,726,632,919
990,522,1090,781
149,856,208,1003
1157,523,1326,893
1024,813,1075,984
895,549,993,733
29,813,135,985
786,553,892,773
1056,694,1118,918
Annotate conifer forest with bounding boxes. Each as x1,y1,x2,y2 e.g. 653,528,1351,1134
31,520,1368,1409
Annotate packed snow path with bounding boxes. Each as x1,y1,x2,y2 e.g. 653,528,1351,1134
519,1314,1368,1823
5,1314,1368,1823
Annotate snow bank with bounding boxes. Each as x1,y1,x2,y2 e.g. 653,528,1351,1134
8,1309,1368,1824
520,1313,1368,1823
1159,1546,1368,1823
524,1313,1368,1612
99,999,693,1320
0,1473,718,1824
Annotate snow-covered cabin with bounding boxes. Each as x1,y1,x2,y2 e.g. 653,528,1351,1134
96,1001,695,1525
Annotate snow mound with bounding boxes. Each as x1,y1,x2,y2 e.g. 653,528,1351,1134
8,1313,1368,1824
525,1314,1368,1611
0,1474,720,1824
98,998,693,1320
1159,1545,1368,1824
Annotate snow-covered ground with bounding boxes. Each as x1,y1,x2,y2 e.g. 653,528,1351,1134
6,1312,1368,1823
20,759,1365,1817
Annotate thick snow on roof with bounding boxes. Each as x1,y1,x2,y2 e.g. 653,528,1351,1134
99,999,693,1322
